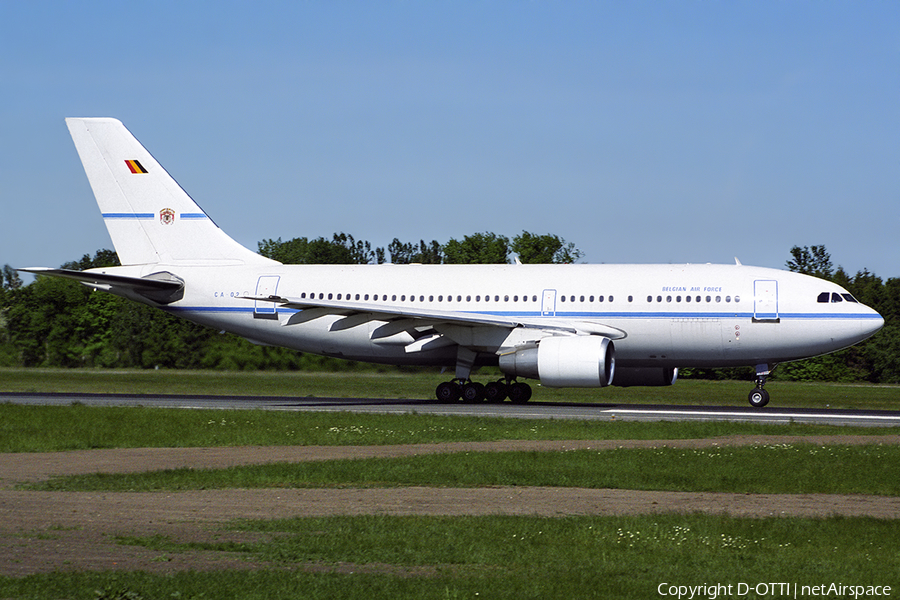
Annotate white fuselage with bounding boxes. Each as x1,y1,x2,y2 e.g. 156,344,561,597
97,261,884,370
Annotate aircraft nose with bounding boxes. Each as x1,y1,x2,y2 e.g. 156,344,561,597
859,307,885,340
867,311,885,337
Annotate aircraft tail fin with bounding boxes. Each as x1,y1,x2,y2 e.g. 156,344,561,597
65,118,277,267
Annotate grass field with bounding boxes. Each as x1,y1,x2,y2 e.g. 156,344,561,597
1,401,895,453
1,369,898,599
2,367,899,409
2,514,897,599
27,443,900,496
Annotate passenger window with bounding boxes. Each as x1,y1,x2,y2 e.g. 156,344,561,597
647,295,652,302
677,296,682,302
609,295,614,302
590,295,595,302
561,296,566,302
598,296,604,302
667,296,672,302
628,296,633,302
686,296,691,302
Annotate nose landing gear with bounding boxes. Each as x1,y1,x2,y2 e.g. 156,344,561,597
748,363,773,408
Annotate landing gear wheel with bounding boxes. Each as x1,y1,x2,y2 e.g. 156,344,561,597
461,381,486,403
484,381,508,403
748,388,770,408
508,382,532,404
435,381,460,403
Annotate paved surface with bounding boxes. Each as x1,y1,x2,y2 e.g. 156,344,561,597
4,392,900,426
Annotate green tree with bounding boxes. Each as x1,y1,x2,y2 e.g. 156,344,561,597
4,275,91,366
442,232,510,264
0,265,23,365
786,245,833,279
387,239,443,264
62,249,121,270
511,232,583,264
258,233,377,264
2,265,23,295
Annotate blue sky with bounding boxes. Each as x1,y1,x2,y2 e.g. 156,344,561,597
2,1,898,278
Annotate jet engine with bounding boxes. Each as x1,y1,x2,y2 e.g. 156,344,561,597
612,367,678,387
499,336,615,387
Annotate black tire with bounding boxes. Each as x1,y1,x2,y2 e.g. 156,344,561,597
484,381,507,403
436,381,460,402
748,388,770,408
462,381,486,403
508,382,532,404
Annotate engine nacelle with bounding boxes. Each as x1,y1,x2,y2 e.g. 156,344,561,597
612,367,678,387
499,336,615,387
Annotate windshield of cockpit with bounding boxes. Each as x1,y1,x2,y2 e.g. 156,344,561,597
817,292,859,303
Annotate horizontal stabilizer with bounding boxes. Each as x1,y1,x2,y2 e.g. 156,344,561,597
18,267,184,304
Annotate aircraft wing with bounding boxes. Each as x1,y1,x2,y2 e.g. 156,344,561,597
18,267,185,304
243,294,626,340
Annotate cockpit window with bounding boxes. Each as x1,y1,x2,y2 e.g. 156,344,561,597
818,291,858,303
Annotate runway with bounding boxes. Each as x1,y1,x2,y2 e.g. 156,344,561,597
3,392,899,427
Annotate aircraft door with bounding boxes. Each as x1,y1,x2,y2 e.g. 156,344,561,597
541,289,557,316
254,275,280,318
752,279,779,322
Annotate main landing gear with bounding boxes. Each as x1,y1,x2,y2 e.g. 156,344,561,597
434,346,534,404
435,378,533,404
748,363,772,408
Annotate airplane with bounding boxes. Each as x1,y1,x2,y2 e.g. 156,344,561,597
20,118,884,408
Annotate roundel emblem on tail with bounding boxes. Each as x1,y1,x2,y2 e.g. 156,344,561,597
160,208,175,225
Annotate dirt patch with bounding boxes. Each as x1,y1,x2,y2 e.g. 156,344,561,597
1,435,898,576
